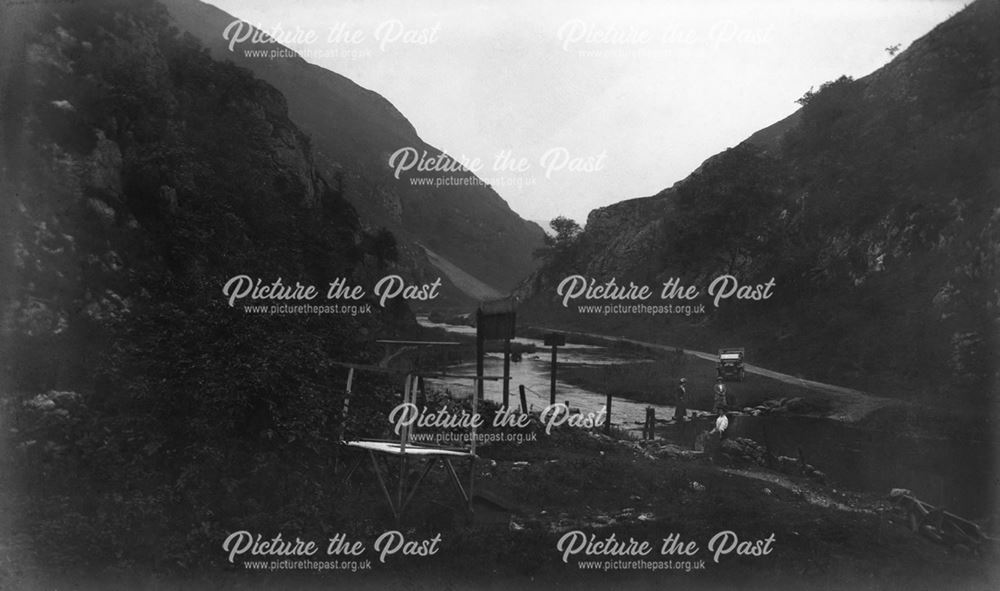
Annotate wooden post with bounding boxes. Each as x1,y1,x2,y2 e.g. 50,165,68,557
400,374,411,453
468,375,478,515
543,333,564,406
605,392,612,435
397,375,413,519
502,338,511,408
519,385,527,414
470,376,478,457
335,367,355,473
340,367,354,442
476,310,485,401
550,344,557,405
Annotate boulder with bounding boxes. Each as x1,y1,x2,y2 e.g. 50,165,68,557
720,437,766,466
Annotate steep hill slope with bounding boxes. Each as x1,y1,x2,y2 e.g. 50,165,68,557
523,0,999,403
0,0,411,565
161,0,545,298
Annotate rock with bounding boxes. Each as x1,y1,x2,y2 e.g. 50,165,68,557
648,443,681,457
581,197,666,276
85,131,123,195
647,442,704,461
776,455,801,473
25,394,56,411
13,299,67,337
720,437,766,466
83,289,129,323
86,198,116,226
47,391,81,405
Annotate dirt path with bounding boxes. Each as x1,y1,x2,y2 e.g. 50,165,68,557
532,327,902,422
718,467,873,513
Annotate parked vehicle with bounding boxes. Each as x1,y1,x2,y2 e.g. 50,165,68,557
717,348,745,382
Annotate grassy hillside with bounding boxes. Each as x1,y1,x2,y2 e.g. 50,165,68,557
0,0,410,570
161,0,545,297
523,0,999,406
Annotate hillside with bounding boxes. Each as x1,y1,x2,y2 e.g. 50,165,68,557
0,0,410,570
522,0,1000,404
0,3,996,586
161,0,546,300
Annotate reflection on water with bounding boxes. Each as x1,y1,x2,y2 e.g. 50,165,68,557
429,356,673,426
419,317,672,424
420,317,997,518
419,317,601,351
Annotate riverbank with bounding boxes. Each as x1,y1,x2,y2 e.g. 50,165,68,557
554,348,996,520
523,326,902,422
417,321,996,519
558,358,830,415
6,417,996,590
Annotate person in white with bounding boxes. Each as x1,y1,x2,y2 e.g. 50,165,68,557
710,408,729,439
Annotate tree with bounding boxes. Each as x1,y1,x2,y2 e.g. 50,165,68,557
548,216,582,246
533,216,583,274
663,145,787,276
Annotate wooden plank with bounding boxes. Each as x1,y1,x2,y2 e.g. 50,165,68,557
426,373,511,381
330,360,408,373
376,340,461,346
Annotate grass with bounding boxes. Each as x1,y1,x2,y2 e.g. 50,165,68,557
5,419,996,590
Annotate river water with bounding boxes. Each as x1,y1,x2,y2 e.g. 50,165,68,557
418,317,681,425
419,317,997,518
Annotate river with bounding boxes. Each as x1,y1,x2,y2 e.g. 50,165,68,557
418,316,683,425
419,317,996,518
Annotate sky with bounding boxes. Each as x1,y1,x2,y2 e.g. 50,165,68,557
207,0,966,225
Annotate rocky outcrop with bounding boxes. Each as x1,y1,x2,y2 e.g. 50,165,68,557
524,0,999,399
581,193,672,277
1,0,400,394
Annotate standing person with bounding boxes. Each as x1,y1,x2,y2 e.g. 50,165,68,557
643,406,655,440
711,408,730,440
674,378,687,421
713,377,729,413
